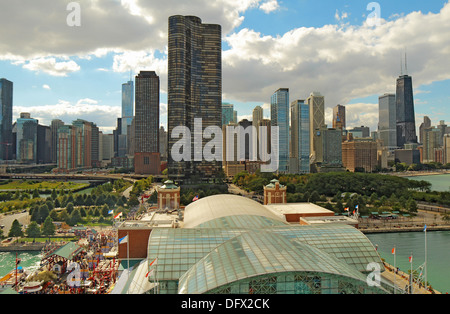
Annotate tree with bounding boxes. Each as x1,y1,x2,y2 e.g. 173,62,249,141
38,204,50,224
26,222,41,240
8,219,24,238
41,217,55,238
406,198,418,214
66,202,74,215
101,204,110,217
68,208,82,226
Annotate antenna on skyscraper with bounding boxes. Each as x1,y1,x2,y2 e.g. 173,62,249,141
405,48,408,75
400,53,403,76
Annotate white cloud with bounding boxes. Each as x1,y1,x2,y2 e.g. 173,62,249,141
259,0,280,14
42,84,51,90
222,3,450,116
13,99,120,129
22,58,80,77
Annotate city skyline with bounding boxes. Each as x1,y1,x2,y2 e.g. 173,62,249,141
0,1,449,135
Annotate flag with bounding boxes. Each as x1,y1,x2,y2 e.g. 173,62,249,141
409,255,413,263
391,248,395,255
344,207,349,211
108,210,113,215
119,235,128,244
146,269,154,278
114,212,123,219
193,195,199,202
423,224,427,232
355,205,359,210
149,258,158,267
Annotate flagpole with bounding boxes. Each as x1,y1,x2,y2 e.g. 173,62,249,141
393,246,396,294
424,225,427,291
127,232,130,273
410,252,413,294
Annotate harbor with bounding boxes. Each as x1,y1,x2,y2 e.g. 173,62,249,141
0,227,120,294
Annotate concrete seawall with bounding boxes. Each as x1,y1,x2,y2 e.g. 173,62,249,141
360,225,450,234
0,243,45,252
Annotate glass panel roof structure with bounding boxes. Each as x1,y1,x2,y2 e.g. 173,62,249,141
146,195,386,294
177,230,372,294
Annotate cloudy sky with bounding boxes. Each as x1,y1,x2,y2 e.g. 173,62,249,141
1,0,450,133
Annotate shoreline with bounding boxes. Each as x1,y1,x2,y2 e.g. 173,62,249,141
360,225,450,234
389,171,450,178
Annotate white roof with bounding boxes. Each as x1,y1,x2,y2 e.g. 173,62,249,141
183,194,286,228
264,203,334,216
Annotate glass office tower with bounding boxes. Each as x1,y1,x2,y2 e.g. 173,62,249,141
0,78,13,160
307,92,325,162
122,80,134,135
271,88,289,173
168,15,222,182
290,100,310,174
378,93,397,150
396,75,417,147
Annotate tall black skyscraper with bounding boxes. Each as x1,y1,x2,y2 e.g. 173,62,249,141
396,74,417,147
168,15,222,182
0,78,13,160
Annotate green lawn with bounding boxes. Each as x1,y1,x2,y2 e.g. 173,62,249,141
0,180,89,191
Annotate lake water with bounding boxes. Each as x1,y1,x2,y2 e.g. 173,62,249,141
406,173,450,192
0,251,42,278
367,231,450,293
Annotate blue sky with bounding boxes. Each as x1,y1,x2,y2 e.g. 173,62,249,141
1,0,449,133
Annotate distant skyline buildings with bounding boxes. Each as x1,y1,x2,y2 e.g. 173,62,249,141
332,104,346,130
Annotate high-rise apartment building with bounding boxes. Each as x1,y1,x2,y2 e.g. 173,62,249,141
122,80,134,131
332,104,346,130
57,125,78,172
313,125,344,172
444,134,450,164
419,116,431,145
271,88,289,173
72,119,93,169
0,78,13,161
290,100,310,174
16,113,38,164
168,15,222,181
396,74,417,147
422,127,441,163
378,93,397,150
222,103,236,126
135,71,160,175
342,137,378,173
307,92,325,161
252,106,264,132
51,119,64,163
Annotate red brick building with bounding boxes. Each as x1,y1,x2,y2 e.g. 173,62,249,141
157,180,180,210
263,179,287,205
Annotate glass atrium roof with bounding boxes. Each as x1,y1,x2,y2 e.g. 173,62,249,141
177,230,372,294
146,195,384,294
